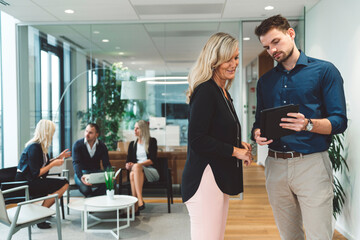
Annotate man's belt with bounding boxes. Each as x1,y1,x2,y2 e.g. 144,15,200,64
268,149,307,159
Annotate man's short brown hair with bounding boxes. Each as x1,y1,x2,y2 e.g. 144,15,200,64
255,14,290,38
87,123,100,134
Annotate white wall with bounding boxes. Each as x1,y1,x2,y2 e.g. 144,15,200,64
306,0,360,239
1,12,19,167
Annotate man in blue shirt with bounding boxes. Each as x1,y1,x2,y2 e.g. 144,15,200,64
252,15,347,239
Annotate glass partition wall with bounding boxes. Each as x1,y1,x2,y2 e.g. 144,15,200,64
17,22,240,156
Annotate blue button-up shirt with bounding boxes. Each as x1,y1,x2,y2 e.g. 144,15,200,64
252,51,347,154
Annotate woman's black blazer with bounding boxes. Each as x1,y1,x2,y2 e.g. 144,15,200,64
15,143,50,181
126,137,158,167
181,79,243,202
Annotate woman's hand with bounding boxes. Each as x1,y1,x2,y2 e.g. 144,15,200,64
232,147,252,166
50,158,64,167
40,158,64,176
125,162,134,171
58,149,71,160
241,141,252,151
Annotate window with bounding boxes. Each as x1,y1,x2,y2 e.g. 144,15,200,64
38,36,64,157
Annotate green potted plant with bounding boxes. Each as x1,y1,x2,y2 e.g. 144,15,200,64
104,167,115,200
328,133,348,219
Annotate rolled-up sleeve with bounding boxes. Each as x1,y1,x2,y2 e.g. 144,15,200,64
321,63,347,134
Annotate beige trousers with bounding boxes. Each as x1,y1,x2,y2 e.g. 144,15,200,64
265,151,333,240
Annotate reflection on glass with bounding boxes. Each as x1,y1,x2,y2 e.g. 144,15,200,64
19,22,240,152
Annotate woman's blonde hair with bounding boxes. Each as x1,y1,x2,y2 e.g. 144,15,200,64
25,119,56,154
186,32,239,103
136,120,151,153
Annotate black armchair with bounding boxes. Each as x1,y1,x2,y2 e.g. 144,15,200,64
119,157,174,213
0,167,27,204
0,166,66,219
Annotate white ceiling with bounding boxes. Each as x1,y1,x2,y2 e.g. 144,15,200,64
0,0,320,77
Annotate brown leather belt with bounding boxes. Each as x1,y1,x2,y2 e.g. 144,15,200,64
268,150,306,159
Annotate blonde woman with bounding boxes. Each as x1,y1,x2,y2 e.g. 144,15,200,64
15,119,70,229
182,32,253,240
126,120,159,215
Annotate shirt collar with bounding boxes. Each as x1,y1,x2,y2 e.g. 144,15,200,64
84,138,98,146
275,50,308,72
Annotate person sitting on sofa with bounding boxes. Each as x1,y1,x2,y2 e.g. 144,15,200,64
72,123,111,197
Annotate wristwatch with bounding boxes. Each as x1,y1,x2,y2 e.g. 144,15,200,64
305,118,313,131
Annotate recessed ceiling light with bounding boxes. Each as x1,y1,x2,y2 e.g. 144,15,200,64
264,6,274,10
131,62,136,65
119,52,124,55
102,39,109,43
138,68,143,70
64,9,75,14
115,46,121,49
93,31,100,34
243,37,250,41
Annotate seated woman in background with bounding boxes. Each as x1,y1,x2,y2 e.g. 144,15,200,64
126,120,159,214
15,119,71,229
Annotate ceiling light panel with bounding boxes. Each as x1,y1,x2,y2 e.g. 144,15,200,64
132,3,223,19
0,1,58,22
0,0,10,6
148,30,215,38
29,0,138,21
134,4,223,15
131,0,224,4
223,0,320,18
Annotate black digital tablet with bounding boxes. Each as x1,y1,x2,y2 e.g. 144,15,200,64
260,104,300,140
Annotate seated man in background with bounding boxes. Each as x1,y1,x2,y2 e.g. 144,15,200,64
72,123,111,197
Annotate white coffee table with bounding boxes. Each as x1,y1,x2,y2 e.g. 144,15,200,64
68,195,137,239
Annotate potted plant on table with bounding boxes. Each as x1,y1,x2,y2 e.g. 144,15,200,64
105,168,115,200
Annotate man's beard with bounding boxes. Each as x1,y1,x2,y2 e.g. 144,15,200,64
274,46,294,63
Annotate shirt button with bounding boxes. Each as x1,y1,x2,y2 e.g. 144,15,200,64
287,72,290,74
283,145,287,148
284,85,287,88
283,101,287,103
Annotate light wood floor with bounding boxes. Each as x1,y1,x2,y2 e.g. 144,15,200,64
149,163,347,240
